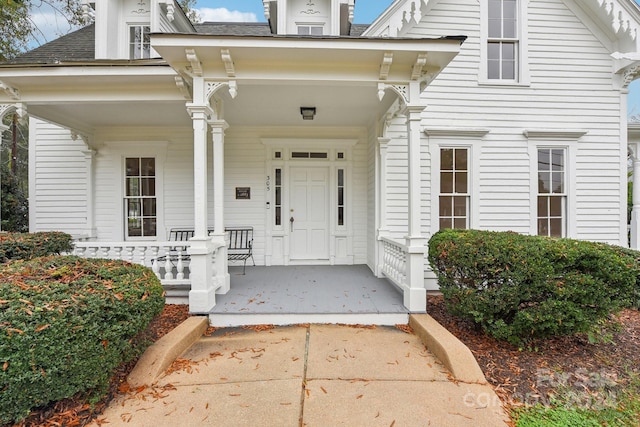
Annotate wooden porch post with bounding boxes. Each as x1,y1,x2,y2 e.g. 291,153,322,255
210,119,230,293
404,81,427,312
631,143,640,249
375,137,390,277
186,91,216,313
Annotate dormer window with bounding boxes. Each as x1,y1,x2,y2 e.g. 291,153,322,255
298,25,324,35
129,25,151,59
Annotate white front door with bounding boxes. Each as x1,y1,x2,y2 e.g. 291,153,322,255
289,166,329,260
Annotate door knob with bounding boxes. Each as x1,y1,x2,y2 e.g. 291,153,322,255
290,216,294,232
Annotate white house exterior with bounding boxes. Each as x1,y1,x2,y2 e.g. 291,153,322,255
2,0,640,315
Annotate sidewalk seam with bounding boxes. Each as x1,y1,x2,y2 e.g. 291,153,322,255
298,325,311,427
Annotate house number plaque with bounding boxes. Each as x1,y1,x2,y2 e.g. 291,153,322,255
236,187,251,200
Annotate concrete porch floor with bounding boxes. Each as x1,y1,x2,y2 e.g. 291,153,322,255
209,265,408,327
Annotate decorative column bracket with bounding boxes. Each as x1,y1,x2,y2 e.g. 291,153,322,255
185,48,203,77
206,80,238,101
0,81,20,100
377,83,409,104
175,76,192,100
221,49,236,78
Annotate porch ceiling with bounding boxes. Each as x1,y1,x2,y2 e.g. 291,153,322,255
0,35,463,133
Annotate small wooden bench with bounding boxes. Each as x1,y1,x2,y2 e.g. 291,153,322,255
158,227,255,274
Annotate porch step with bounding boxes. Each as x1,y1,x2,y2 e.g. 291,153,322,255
208,312,409,328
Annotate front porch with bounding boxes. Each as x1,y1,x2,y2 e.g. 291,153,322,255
210,265,408,327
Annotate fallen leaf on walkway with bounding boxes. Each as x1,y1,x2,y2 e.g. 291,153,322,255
209,351,223,358
229,393,241,397
450,412,473,420
243,324,275,332
390,420,396,427
356,395,363,399
320,386,327,394
395,324,414,334
280,402,292,405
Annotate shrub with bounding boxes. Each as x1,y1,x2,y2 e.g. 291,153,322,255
0,256,165,424
609,246,640,310
428,229,636,344
0,231,73,262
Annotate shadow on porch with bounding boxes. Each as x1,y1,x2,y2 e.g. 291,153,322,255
209,265,409,327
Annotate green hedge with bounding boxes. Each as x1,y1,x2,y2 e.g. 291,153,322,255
428,229,637,344
0,231,74,262
0,256,165,424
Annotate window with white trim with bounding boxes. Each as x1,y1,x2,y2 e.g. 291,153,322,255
129,25,150,59
439,148,469,229
488,0,518,80
337,168,345,227
537,148,566,237
125,157,156,238
274,168,283,227
298,25,324,35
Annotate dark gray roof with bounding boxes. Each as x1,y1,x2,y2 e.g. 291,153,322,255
194,22,370,37
5,25,95,64
194,22,273,36
4,21,371,65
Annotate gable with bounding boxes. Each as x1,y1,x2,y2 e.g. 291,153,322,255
364,0,640,56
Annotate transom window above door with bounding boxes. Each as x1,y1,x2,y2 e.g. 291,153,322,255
291,151,328,159
125,157,156,238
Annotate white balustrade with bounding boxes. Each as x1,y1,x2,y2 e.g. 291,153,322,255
380,237,408,289
74,241,193,286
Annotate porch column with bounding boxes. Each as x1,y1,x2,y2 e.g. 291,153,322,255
0,122,7,232
375,137,390,277
631,143,640,249
186,103,216,313
82,148,96,238
210,119,230,293
404,98,427,312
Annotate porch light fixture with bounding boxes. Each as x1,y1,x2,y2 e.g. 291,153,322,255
300,107,316,120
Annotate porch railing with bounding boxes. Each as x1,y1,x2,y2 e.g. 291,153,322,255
73,241,199,305
380,236,408,289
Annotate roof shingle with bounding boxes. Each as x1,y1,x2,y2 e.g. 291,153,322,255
3,21,371,65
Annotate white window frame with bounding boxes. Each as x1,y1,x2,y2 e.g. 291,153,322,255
427,128,487,233
525,130,584,238
438,147,471,230
104,141,167,241
124,157,158,240
535,148,567,237
297,23,325,35
128,24,151,59
480,0,530,86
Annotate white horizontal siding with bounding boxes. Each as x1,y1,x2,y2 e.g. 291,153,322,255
402,0,625,244
29,118,88,237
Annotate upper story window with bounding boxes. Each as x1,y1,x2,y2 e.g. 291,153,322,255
298,25,324,35
130,25,151,59
488,0,518,80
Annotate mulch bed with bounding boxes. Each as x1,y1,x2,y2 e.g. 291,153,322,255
427,294,640,410
11,298,640,426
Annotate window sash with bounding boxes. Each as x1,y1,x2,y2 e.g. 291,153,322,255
536,148,566,237
439,148,469,230
125,157,157,238
130,26,150,59
487,0,519,80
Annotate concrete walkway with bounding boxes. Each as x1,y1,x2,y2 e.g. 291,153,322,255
92,324,509,426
